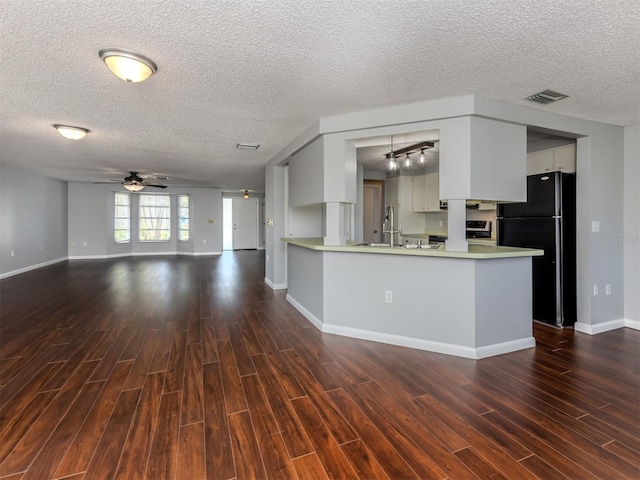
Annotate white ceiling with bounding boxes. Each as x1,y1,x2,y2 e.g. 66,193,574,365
1,0,638,191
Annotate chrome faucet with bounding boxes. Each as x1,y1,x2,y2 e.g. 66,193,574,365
382,205,402,247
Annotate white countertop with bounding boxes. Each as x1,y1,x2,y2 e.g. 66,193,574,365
282,237,543,259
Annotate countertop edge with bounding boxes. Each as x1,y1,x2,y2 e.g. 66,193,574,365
281,238,544,259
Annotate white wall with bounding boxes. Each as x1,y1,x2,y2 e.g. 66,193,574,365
68,183,223,258
288,137,324,207
288,204,324,238
624,125,640,326
0,163,68,278
265,165,287,288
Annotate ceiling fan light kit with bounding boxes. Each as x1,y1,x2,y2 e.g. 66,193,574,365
53,124,90,140
123,182,145,192
99,48,157,83
119,171,167,192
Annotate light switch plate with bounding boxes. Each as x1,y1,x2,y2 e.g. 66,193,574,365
592,221,600,233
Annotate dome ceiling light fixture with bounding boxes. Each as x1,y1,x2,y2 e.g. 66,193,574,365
99,48,157,83
53,124,90,140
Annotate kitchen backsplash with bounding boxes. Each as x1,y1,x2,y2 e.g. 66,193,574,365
423,209,497,236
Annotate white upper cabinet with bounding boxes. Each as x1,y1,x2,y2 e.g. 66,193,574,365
412,173,440,212
527,143,576,175
552,144,577,173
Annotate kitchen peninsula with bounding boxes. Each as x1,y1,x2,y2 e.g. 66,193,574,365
282,237,543,359
265,97,556,359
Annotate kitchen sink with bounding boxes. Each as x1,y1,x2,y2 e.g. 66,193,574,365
353,242,440,249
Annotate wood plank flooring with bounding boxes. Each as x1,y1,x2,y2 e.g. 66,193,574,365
1,251,638,479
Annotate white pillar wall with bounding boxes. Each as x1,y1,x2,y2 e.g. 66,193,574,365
324,202,347,246
446,199,469,252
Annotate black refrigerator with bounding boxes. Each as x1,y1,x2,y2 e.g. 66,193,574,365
497,172,576,327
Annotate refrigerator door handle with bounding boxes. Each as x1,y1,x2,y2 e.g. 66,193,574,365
555,216,563,327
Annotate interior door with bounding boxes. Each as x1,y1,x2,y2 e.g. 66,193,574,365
232,197,258,250
363,181,383,243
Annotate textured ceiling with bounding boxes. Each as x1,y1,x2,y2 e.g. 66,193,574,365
1,0,638,191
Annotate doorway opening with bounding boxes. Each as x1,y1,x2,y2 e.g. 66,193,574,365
223,197,259,251
223,198,233,250
363,180,384,244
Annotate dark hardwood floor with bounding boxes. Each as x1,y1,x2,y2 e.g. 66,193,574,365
0,251,638,480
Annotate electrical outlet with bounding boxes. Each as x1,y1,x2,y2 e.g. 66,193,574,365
202,239,207,244
71,242,76,247
10,250,14,257
82,241,87,247
266,254,270,262
593,284,598,296
385,290,393,303
606,284,611,295
439,220,443,227
41,245,45,251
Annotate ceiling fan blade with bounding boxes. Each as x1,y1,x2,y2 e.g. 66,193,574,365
146,183,167,188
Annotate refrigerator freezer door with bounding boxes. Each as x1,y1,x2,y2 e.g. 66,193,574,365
498,172,559,218
498,217,560,326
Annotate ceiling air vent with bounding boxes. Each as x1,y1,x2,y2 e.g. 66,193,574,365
525,90,569,105
236,143,260,150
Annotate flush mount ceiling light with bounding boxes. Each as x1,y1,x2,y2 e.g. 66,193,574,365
99,48,157,83
53,124,90,140
243,190,250,199
236,143,260,150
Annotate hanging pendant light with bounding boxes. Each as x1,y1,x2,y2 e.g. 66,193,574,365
402,153,413,170
417,148,428,167
243,190,250,199
386,135,399,171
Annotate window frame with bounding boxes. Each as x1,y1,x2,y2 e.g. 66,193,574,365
114,192,131,244
139,194,171,242
178,195,190,241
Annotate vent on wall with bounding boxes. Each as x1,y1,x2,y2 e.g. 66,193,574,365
525,90,569,104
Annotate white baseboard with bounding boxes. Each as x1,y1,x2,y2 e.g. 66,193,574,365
264,277,287,290
0,257,68,279
286,293,535,360
323,323,535,359
286,294,322,330
69,253,132,260
69,251,223,260
575,319,626,335
475,337,537,359
624,319,640,330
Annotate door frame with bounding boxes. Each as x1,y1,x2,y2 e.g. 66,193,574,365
363,179,384,243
